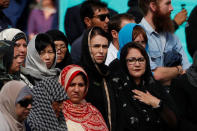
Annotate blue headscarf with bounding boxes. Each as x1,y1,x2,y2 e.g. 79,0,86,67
118,23,138,59
117,23,148,59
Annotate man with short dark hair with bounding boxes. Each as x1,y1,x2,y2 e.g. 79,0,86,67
71,0,110,64
105,13,135,65
0,0,11,31
139,0,191,85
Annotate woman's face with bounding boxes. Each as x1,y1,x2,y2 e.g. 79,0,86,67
40,44,55,69
9,50,23,74
54,40,67,64
90,35,108,64
15,95,32,122
14,39,27,64
126,48,146,82
133,34,146,48
67,75,86,104
52,101,63,118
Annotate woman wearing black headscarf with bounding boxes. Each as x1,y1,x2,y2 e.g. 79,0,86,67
46,29,72,70
80,27,118,131
170,51,197,130
0,40,22,89
110,42,178,131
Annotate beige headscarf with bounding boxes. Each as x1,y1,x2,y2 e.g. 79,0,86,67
0,80,26,131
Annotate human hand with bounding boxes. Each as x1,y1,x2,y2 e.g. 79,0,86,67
132,89,160,108
181,70,186,75
176,65,184,75
174,9,188,26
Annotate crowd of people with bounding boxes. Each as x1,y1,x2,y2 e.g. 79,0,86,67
0,0,197,131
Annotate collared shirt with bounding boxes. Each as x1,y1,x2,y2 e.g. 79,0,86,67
105,42,118,66
140,18,191,70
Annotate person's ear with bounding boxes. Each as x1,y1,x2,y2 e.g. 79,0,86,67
84,17,92,28
150,1,157,12
111,30,118,39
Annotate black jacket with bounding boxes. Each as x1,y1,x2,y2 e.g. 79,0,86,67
171,75,197,131
185,5,197,57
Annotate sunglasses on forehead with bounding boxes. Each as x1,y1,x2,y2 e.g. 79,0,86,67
18,98,33,108
93,14,110,21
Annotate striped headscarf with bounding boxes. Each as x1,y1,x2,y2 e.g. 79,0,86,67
59,64,88,93
27,78,67,131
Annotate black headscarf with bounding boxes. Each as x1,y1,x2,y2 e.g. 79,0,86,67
46,29,72,70
186,51,197,87
80,27,109,77
120,42,154,86
0,40,20,89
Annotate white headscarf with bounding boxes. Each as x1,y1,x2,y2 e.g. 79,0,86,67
21,35,59,80
0,28,27,42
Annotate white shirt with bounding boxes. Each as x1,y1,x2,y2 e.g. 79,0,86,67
105,42,118,66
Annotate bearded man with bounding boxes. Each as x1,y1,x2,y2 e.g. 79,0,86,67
139,0,191,85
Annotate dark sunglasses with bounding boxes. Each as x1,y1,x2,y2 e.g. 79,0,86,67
93,14,110,21
18,98,33,108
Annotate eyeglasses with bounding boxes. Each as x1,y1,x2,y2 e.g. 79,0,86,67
18,98,33,108
93,14,110,21
89,44,108,50
126,57,145,65
55,44,67,51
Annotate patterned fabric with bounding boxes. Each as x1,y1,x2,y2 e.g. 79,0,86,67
59,65,109,131
63,100,109,131
27,78,67,131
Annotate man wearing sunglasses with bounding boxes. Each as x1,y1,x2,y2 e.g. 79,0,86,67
71,0,110,64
